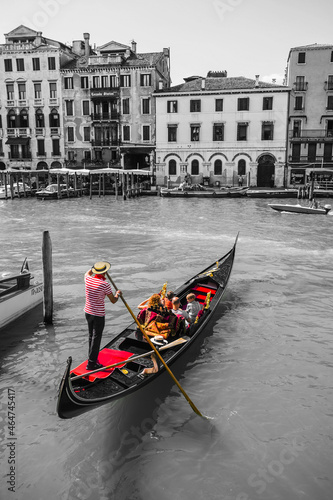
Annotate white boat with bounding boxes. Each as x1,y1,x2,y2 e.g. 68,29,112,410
35,183,75,200
268,203,332,215
0,182,32,199
0,259,43,330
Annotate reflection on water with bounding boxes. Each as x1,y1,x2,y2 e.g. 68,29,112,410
0,196,332,500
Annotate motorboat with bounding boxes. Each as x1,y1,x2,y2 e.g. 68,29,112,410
268,203,332,215
0,259,43,330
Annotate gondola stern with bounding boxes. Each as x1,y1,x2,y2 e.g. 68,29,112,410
56,356,75,419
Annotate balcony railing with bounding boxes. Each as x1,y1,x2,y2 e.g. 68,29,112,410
91,112,119,121
9,153,32,160
18,128,31,136
6,100,16,107
34,98,44,107
6,128,17,137
289,129,333,139
18,99,28,107
35,128,45,136
50,128,60,136
91,139,119,147
324,81,333,91
293,82,308,91
49,97,59,106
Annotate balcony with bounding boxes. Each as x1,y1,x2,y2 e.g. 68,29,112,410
324,81,333,91
9,153,32,161
50,128,60,136
34,98,44,107
18,99,28,107
6,128,17,137
91,111,119,121
48,97,59,106
35,128,45,136
91,139,119,147
289,129,333,140
293,82,308,91
6,100,16,107
18,128,31,137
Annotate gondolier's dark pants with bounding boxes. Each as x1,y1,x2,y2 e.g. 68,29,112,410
85,313,105,364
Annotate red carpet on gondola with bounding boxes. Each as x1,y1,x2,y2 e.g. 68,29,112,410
71,348,133,382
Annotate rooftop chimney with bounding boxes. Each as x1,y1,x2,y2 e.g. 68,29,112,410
201,78,206,90
131,40,137,54
255,75,260,87
83,33,90,58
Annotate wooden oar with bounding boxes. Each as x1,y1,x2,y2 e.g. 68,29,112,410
106,272,204,417
71,336,189,381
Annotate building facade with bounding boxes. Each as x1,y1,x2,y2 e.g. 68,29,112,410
0,25,170,173
0,25,76,171
60,37,170,171
154,73,290,188
286,44,333,185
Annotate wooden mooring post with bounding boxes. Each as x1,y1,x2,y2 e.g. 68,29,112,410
42,230,53,324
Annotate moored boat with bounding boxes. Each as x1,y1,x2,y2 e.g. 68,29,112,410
268,202,332,215
56,235,239,419
35,183,75,200
247,188,298,198
160,185,248,198
0,259,43,330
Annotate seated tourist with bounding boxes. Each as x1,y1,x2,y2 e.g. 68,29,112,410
185,293,202,323
162,291,174,310
137,294,185,340
171,297,190,326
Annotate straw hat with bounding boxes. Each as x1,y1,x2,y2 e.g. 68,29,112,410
91,261,111,274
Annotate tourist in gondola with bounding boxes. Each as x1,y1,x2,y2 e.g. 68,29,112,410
185,293,202,323
84,261,122,371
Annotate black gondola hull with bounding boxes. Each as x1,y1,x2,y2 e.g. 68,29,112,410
56,235,238,418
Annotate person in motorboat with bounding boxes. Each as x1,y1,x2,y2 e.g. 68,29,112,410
84,261,122,371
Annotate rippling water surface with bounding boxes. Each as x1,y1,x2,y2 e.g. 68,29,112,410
0,195,332,500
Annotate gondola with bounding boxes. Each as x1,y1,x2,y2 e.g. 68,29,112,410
56,235,238,419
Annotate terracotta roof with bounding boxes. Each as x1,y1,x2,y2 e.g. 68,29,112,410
160,76,286,93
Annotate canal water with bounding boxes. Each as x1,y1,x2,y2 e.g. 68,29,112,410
0,195,332,500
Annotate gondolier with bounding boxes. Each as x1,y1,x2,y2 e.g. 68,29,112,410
84,261,122,371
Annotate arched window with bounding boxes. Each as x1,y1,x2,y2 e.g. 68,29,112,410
238,159,246,176
168,159,176,176
191,159,199,175
49,108,59,127
7,109,17,128
35,109,45,128
214,159,222,175
19,108,29,127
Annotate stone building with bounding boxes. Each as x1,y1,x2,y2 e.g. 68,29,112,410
0,25,170,173
154,73,290,188
286,44,333,185
60,37,170,171
0,25,76,171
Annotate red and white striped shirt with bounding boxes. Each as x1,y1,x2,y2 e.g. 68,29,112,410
84,274,113,317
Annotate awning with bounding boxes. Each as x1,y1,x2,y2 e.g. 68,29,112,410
305,168,333,175
5,137,30,145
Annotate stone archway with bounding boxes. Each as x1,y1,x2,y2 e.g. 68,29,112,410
257,154,275,187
